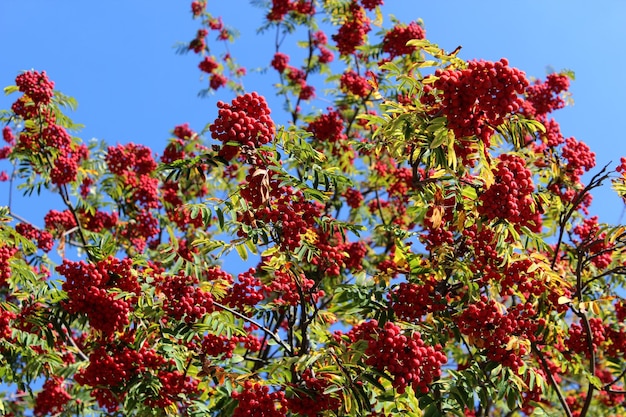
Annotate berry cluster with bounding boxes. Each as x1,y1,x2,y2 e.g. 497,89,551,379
147,370,199,409
44,209,77,236
266,268,323,306
75,343,166,412
191,1,205,17
312,30,334,64
0,307,16,339
56,257,138,337
456,298,540,371
347,320,447,394
340,70,372,98
360,0,384,10
522,73,570,118
390,279,446,322
240,182,323,252
15,70,55,105
424,59,529,144
561,136,596,183
573,216,612,269
120,209,160,253
198,56,219,74
343,187,364,208
565,318,606,356
200,333,239,358
189,28,208,53
286,369,342,416
9,72,91,187
478,154,539,229
106,143,157,177
105,143,160,250
499,259,546,297
156,271,215,323
266,0,315,21
79,209,119,234
271,52,290,73
306,109,347,143
232,381,287,417
332,2,371,56
223,268,267,310
209,93,275,161
15,222,54,252
382,22,425,59
33,377,71,416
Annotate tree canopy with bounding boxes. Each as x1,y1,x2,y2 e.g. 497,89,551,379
1,1,626,416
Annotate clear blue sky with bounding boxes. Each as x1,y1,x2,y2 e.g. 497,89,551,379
1,1,626,224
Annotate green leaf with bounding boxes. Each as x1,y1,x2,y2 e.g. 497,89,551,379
3,85,19,95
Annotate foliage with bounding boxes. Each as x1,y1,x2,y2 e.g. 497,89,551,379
1,1,626,416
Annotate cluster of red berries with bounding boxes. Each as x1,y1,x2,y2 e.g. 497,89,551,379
267,268,324,306
1,126,15,166
390,279,446,322
15,70,55,105
522,73,570,118
232,381,288,417
561,136,596,183
340,70,372,98
499,259,546,297
189,28,208,53
271,53,290,73
121,209,160,253
56,257,138,337
156,271,215,323
209,92,275,161
360,0,384,10
565,318,606,356
332,1,371,56
79,209,119,234
222,268,268,310
347,320,447,394
343,187,364,208
456,298,540,371
10,71,91,186
286,369,342,416
33,377,71,416
15,222,54,252
308,231,354,276
44,209,77,236
313,30,334,64
190,1,205,17
341,240,368,271
423,59,529,144
147,370,199,409
573,216,612,269
75,343,166,412
49,144,89,186
200,333,240,358
266,0,315,21
532,118,565,151
106,143,157,178
198,56,219,74
105,143,160,249
306,109,347,143
478,154,539,229
382,22,425,59
0,307,16,339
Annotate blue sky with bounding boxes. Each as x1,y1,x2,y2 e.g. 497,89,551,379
1,1,626,225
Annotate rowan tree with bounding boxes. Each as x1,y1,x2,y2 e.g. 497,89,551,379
1,1,626,416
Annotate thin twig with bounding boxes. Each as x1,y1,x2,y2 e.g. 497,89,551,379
213,300,292,355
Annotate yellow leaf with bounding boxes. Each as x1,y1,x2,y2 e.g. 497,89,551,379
428,206,443,229
557,296,571,305
591,301,601,315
